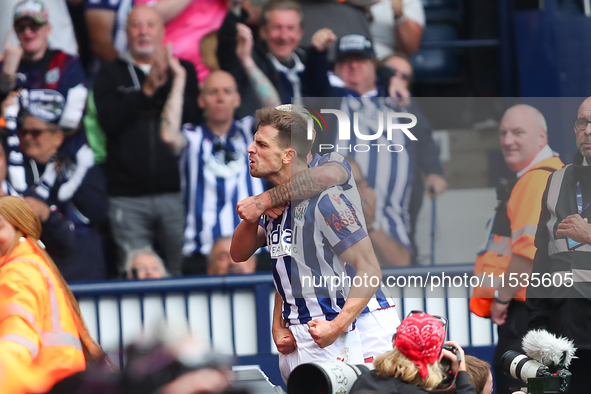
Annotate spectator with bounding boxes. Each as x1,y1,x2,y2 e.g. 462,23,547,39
0,196,110,393
85,0,133,63
0,0,92,203
369,0,425,58
0,130,77,274
347,156,379,242
526,96,591,394
0,142,17,197
217,0,335,117
0,0,79,58
1,92,109,283
349,312,476,394
464,355,493,394
200,30,221,73
207,237,256,275
381,52,447,262
297,1,372,63
380,52,414,105
159,35,272,274
0,0,86,105
322,34,446,266
94,5,200,276
470,105,563,394
134,0,229,83
125,247,169,279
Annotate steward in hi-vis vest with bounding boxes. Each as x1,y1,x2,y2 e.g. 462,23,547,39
468,103,564,394
470,158,563,317
0,238,86,390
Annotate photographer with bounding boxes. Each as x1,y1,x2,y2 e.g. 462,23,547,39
350,312,476,394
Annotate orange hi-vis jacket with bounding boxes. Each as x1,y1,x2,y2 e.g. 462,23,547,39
470,156,564,318
0,352,47,394
0,237,86,392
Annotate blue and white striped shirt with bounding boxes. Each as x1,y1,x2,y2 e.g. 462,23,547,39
265,153,371,325
337,96,414,252
310,153,395,313
181,116,265,256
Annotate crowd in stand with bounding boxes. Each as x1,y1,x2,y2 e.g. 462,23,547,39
0,0,446,282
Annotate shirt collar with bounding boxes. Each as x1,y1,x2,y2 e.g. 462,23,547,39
516,145,558,178
121,51,152,74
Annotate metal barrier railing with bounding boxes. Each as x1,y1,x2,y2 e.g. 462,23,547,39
71,264,496,366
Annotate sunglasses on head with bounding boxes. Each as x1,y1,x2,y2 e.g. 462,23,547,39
393,310,448,341
407,310,448,329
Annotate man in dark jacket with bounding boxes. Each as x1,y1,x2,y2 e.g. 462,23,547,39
94,5,200,276
527,96,591,394
217,0,335,118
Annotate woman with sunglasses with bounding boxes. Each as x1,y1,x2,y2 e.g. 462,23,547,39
0,89,109,283
350,312,477,394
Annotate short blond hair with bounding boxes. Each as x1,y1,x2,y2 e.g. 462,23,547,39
373,347,444,389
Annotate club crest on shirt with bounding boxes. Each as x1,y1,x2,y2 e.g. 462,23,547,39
294,200,309,220
45,67,60,85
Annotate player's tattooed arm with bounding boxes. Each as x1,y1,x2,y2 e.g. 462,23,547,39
269,163,348,204
236,163,348,222
160,45,187,156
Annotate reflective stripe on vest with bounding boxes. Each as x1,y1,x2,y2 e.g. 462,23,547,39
3,302,41,333
0,333,39,358
512,224,537,242
3,258,82,354
555,269,591,283
487,236,511,256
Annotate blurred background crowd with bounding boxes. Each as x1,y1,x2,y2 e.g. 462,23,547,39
0,0,488,283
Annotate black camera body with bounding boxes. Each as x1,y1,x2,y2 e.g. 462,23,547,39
501,350,571,394
437,344,461,388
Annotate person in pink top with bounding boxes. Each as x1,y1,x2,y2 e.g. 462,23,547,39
135,0,234,83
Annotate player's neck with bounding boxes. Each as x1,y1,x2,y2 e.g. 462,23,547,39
268,160,308,186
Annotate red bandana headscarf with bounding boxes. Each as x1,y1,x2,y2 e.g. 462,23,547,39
394,312,446,379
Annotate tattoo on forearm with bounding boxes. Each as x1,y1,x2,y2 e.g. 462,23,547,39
267,165,347,206
160,80,185,151
244,65,280,107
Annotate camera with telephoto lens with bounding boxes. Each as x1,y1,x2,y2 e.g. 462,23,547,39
287,360,374,394
501,350,571,393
